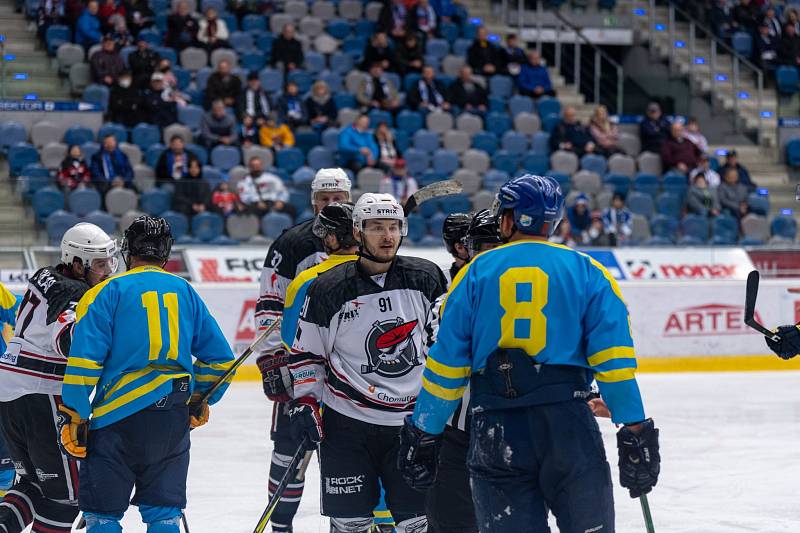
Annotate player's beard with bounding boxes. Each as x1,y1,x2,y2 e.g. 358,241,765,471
361,237,399,264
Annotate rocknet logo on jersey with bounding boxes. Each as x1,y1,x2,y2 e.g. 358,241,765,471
325,475,365,495
663,304,762,337
362,318,420,378
615,248,753,281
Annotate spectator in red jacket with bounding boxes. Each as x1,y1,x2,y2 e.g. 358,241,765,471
660,122,701,174
58,145,93,191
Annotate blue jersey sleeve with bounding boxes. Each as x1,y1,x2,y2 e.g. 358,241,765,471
281,279,309,350
412,266,474,434
189,288,235,405
0,284,20,327
584,259,645,425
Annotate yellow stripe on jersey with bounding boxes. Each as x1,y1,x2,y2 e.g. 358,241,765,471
68,357,104,370
595,367,636,383
425,356,471,379
587,346,636,367
586,257,626,303
284,254,357,308
196,360,236,372
0,283,16,310
421,376,466,401
76,266,168,322
93,372,189,418
63,374,100,386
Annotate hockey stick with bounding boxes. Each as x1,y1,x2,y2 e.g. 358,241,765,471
181,512,191,533
744,270,781,342
639,494,655,533
295,450,314,481
253,436,311,533
402,179,464,217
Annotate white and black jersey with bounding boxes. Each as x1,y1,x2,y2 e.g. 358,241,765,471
289,256,447,426
0,266,88,401
256,220,327,354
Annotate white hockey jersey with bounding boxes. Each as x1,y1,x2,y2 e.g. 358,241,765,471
0,266,88,401
289,256,447,426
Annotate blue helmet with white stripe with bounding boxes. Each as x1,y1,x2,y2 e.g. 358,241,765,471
494,174,564,236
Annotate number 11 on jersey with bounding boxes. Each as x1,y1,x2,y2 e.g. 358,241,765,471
141,291,179,361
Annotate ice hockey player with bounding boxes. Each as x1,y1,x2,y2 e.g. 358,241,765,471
287,192,447,533
425,209,503,533
0,282,21,497
765,325,800,360
441,213,472,282
399,175,661,532
0,222,117,533
255,168,351,533
57,215,235,533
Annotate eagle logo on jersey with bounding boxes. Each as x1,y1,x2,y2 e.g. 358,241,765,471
362,319,421,378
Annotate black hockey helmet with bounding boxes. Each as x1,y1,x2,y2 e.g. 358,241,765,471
442,213,472,257
121,215,174,267
312,202,358,250
465,209,503,256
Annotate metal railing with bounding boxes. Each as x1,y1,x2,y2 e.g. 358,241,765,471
650,0,771,144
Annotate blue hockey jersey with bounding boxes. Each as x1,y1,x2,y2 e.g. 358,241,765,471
0,283,20,354
63,265,235,429
412,240,645,433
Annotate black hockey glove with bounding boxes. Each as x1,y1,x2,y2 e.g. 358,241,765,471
256,351,293,402
617,418,660,498
397,415,442,492
766,325,800,360
287,397,323,450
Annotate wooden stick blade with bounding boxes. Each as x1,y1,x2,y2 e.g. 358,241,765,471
403,180,464,216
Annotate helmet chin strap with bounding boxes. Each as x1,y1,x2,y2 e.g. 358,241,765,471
357,236,400,264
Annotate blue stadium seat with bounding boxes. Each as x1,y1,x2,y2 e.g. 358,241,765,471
787,139,800,167
199,165,221,190
261,212,294,239
403,148,430,174
662,172,688,198
255,32,274,53
483,169,510,191
152,46,177,66
711,215,739,244
626,191,655,219
33,187,65,222
486,112,512,137
489,75,513,99
8,144,40,176
427,212,447,237
289,189,311,214
542,113,561,133
508,95,535,116
432,149,459,174
186,143,208,165
407,214,426,242
45,25,71,54
294,130,321,155
131,123,161,150
83,210,115,236
220,13,238,31
140,188,172,216
81,141,100,162
20,167,53,198
679,214,709,244
355,20,376,36
322,128,339,151
549,171,570,195
144,144,166,168
439,22,459,43
308,146,334,170
521,152,548,175
461,22,478,40
418,197,441,217
196,67,212,90
288,70,313,93
275,147,305,173
413,129,440,153
418,171,446,187
771,214,797,240
210,145,241,171
320,72,343,93
154,13,168,32
326,19,351,39
397,110,424,134
292,166,315,185
531,132,550,155
472,132,499,155
777,66,799,94
242,14,267,32
138,28,162,45
83,84,111,111
240,51,267,72
502,131,528,155
732,31,753,58
747,192,769,216
67,188,101,216
440,195,472,214
604,174,631,195
46,210,79,244
64,125,95,147
403,72,422,93
394,129,410,153
191,211,224,242
581,153,608,175
426,39,450,60
634,173,660,198
368,109,393,128
229,31,254,52
452,38,471,57
491,150,520,175
488,97,506,114
650,214,679,242
334,93,357,110
536,97,561,119
0,121,27,154
656,192,683,218
305,52,326,74
330,53,354,75
161,210,189,240
98,123,128,144
259,68,284,93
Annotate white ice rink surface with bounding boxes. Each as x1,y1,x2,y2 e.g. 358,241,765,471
111,372,800,533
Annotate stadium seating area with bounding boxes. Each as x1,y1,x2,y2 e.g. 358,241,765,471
6,0,796,246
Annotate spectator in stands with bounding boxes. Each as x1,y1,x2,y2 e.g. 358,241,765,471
238,71,271,122
90,34,124,86
467,26,502,77
338,114,379,171
410,0,437,38
763,7,782,38
276,81,307,129
129,36,159,89
211,181,243,217
109,70,141,127
58,145,92,191
205,59,241,109
689,153,721,188
639,101,671,153
197,7,230,51
588,104,621,156
156,57,189,106
357,62,400,111
98,0,125,33
361,32,396,72
549,219,577,247
109,15,133,47
516,50,555,99
123,0,153,37
90,134,134,193
567,194,592,244
395,33,424,75
374,122,400,171
755,23,779,70
448,65,488,115
732,0,759,34
65,0,83,28
155,135,199,186
602,193,633,246
721,150,756,190
785,8,800,35
408,64,449,112
173,159,211,219
378,0,412,40
239,114,260,146
588,213,610,246
36,0,65,41
380,159,418,202
166,0,198,50
75,0,102,47
258,112,294,149
549,106,595,157
710,0,733,40
201,99,239,148
237,156,294,218
501,33,527,75
305,80,337,130
141,72,178,127
719,167,750,218
687,174,721,218
661,122,701,174
271,23,304,71
683,117,709,153
778,23,800,67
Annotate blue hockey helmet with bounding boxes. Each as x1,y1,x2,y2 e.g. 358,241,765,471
493,174,564,236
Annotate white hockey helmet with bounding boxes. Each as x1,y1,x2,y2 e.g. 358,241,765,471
310,168,352,205
352,193,408,236
61,222,118,273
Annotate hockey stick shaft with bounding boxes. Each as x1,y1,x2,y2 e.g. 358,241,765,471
295,450,314,481
181,512,191,533
253,436,311,533
744,270,781,341
639,494,655,533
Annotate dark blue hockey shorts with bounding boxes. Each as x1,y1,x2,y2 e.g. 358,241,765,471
467,399,615,533
78,384,191,516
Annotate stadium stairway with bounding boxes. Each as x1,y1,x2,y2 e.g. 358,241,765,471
0,1,71,100
0,160,38,246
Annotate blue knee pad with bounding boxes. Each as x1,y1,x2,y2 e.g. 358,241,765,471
140,504,182,533
0,469,14,491
85,512,124,533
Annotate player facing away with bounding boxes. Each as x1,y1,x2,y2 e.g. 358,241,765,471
399,175,661,533
255,168,351,533
287,193,447,533
425,209,503,533
441,213,472,283
57,215,236,533
0,282,21,497
0,223,117,533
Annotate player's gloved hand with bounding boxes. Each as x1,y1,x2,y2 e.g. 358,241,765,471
287,397,323,449
57,405,88,459
766,325,800,360
188,394,210,429
256,351,293,402
617,418,660,498
397,415,442,491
